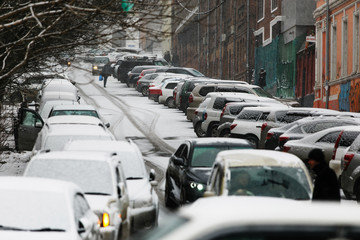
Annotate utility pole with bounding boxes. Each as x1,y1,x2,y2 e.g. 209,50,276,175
246,0,250,83
325,0,330,108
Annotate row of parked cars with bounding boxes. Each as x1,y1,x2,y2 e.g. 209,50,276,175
10,75,160,239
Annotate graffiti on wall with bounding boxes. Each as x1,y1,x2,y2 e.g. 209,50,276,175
339,81,360,112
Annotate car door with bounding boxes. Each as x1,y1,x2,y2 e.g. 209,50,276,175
15,108,44,151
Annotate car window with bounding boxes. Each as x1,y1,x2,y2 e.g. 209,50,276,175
237,110,262,121
74,193,91,224
51,110,99,118
304,122,357,134
259,112,270,121
165,82,178,89
276,112,310,123
339,131,360,147
317,131,342,143
199,86,215,96
21,111,41,126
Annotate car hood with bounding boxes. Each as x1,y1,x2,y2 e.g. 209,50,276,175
85,194,114,212
188,167,212,184
126,179,152,201
0,231,74,240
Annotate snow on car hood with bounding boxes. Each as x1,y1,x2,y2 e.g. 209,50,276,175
126,179,152,201
85,194,114,212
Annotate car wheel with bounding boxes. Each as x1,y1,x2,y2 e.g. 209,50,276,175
245,135,259,149
208,123,219,137
141,87,149,96
219,128,231,137
165,176,176,209
195,122,206,137
166,98,175,108
343,189,353,200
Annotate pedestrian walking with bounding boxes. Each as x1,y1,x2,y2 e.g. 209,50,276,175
307,148,340,201
100,62,112,88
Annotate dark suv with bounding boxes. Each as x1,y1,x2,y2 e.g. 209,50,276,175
114,55,168,87
165,138,252,208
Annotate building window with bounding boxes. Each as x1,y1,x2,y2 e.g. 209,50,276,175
341,17,348,77
331,23,337,80
258,0,264,21
271,0,278,12
353,12,359,73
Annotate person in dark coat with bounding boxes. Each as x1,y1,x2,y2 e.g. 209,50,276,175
100,62,112,88
307,148,340,201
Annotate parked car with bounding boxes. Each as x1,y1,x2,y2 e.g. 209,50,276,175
278,116,360,150
186,82,275,121
192,97,212,137
38,78,79,100
204,150,313,199
137,196,360,240
164,138,253,208
32,115,115,154
158,80,181,107
202,95,284,138
0,176,101,240
155,66,205,78
113,54,169,86
128,65,163,88
24,151,130,240
230,106,289,148
148,75,186,102
340,133,360,200
39,100,80,120
92,56,110,75
330,126,360,179
282,125,360,164
136,73,161,96
48,104,100,119
216,102,277,137
63,139,159,234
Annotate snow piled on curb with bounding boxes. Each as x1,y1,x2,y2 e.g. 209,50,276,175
0,151,32,176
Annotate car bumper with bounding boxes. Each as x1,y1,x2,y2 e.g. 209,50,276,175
186,107,196,121
148,94,159,102
130,205,158,233
100,226,116,240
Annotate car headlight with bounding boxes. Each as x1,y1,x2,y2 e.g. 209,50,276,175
190,182,205,191
93,65,98,70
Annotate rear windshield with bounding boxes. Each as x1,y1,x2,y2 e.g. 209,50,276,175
213,97,245,110
339,131,360,147
199,86,216,96
276,112,312,124
237,110,262,121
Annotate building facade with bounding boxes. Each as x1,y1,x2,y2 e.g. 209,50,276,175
171,0,257,82
313,0,360,111
254,0,316,99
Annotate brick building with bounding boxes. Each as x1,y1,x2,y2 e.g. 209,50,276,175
171,0,257,82
313,0,360,111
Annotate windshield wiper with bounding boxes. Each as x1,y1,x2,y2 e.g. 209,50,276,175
126,177,143,180
85,192,111,195
30,227,66,232
261,179,290,189
0,225,27,231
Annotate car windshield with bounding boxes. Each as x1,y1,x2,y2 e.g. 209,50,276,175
191,146,250,167
187,68,205,77
119,151,147,178
51,110,99,118
44,135,113,151
227,166,311,200
0,190,70,231
251,87,274,98
26,159,114,195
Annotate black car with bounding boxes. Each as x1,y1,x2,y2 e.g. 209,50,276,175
164,138,253,208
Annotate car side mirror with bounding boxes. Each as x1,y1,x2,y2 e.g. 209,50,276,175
35,122,43,128
149,169,156,181
173,156,184,166
105,123,110,128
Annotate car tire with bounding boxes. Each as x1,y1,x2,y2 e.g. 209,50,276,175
219,128,231,138
141,87,149,96
195,122,206,138
166,97,175,108
208,123,219,137
245,135,259,149
343,189,353,200
165,176,176,209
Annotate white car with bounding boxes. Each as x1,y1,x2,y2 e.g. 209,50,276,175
24,151,130,240
0,176,100,240
63,139,159,234
205,150,313,199
139,196,360,240
158,80,181,107
32,115,115,154
39,99,80,120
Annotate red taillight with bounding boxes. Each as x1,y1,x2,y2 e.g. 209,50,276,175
230,124,237,130
279,136,289,143
343,153,355,171
136,80,139,86
150,89,162,95
261,122,268,131
282,146,291,152
159,89,163,96
195,110,198,115
266,132,274,140
189,94,193,103
220,107,226,118
204,112,207,120
332,130,344,160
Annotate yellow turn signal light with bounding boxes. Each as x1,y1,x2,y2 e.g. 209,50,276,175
102,213,110,227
